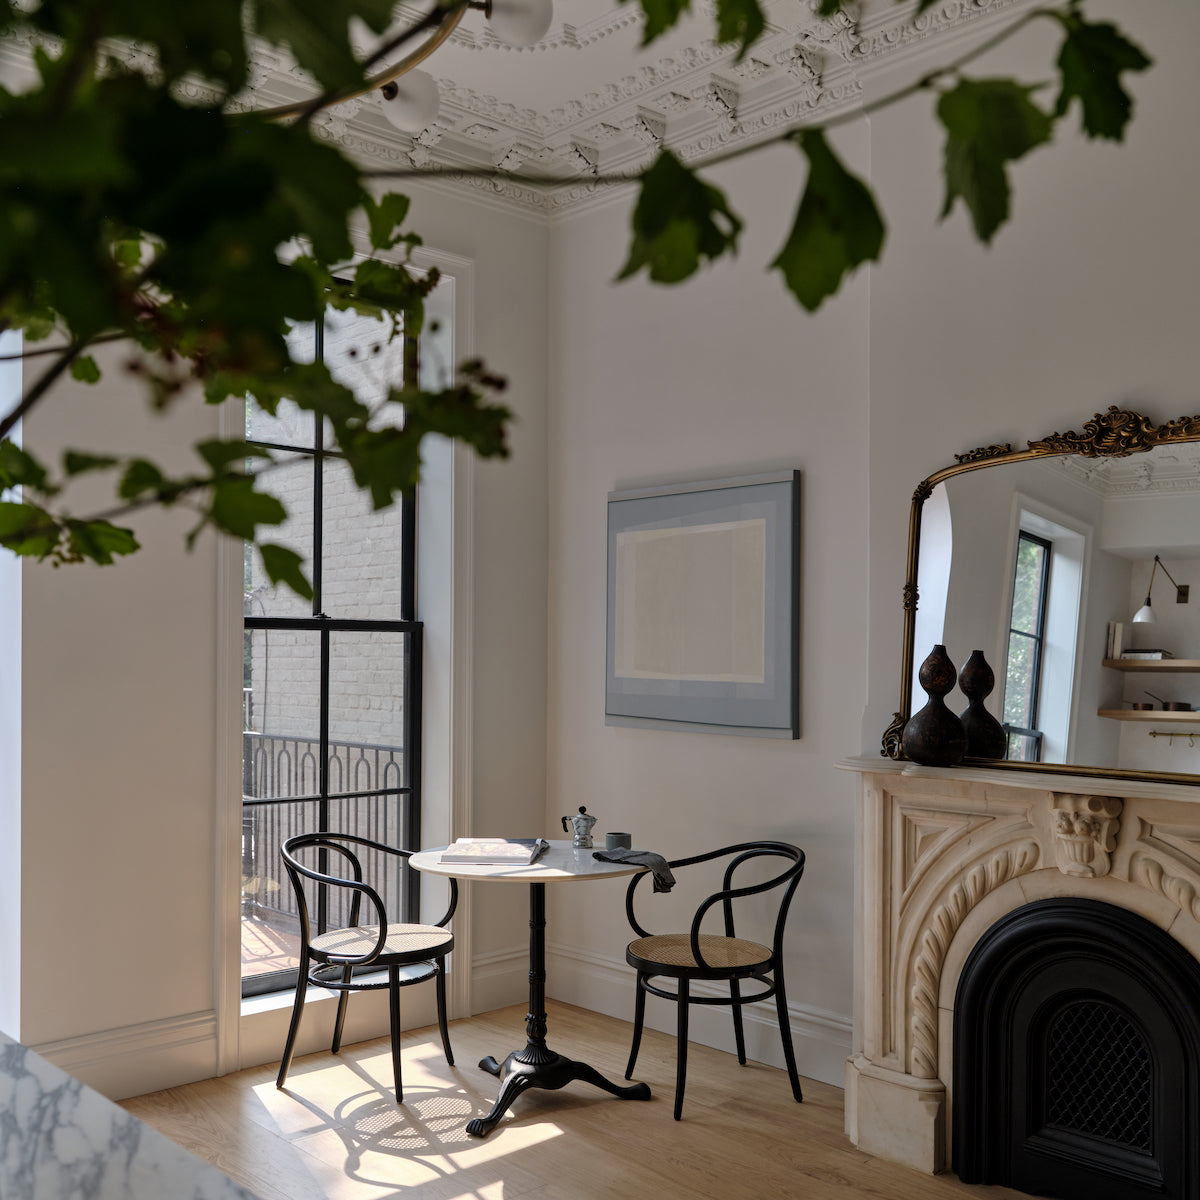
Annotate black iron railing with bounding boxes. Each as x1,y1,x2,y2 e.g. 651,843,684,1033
240,732,415,932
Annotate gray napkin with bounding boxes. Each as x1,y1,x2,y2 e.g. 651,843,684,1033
592,848,675,892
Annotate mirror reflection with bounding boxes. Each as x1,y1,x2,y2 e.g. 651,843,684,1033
910,439,1200,778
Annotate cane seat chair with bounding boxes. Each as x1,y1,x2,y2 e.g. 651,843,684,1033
622,840,806,1120
276,833,457,1104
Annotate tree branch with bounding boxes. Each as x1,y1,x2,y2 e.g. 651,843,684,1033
0,342,88,442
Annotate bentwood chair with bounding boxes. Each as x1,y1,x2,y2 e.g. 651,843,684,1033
622,840,806,1119
276,833,457,1104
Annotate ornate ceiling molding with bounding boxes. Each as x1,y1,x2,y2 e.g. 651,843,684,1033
0,0,1038,219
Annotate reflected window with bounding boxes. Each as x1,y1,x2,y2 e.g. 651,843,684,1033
1003,531,1051,761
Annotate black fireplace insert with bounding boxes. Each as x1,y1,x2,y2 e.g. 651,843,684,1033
953,897,1200,1200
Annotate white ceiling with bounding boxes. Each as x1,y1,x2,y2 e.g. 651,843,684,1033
239,0,1032,213
0,0,1035,214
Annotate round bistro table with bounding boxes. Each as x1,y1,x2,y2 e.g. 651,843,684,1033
410,839,652,1136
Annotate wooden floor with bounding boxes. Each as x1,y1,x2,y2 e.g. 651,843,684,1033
122,1002,1023,1200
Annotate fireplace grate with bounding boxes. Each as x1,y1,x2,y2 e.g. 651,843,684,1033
1045,1000,1152,1152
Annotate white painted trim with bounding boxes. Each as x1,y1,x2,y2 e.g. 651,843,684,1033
34,1012,219,1102
214,408,245,1077
410,247,477,1022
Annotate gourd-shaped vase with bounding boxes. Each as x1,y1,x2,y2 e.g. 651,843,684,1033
902,644,967,767
958,649,1008,759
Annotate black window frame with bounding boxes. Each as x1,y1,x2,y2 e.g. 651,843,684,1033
240,319,422,999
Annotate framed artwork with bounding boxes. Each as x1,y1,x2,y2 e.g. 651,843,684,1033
606,470,800,738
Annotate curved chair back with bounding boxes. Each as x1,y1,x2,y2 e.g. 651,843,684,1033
625,840,805,972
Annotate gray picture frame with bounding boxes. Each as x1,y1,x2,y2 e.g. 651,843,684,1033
605,470,800,738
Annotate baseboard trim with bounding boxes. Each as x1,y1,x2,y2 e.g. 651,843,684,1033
467,944,527,1014
33,1011,218,1101
545,941,852,1088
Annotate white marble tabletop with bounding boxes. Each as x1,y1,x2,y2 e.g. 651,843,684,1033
0,1031,260,1200
410,839,646,883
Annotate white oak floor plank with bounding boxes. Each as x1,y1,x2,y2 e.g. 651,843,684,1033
122,1001,1025,1200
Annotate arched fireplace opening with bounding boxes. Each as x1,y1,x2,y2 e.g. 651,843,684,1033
953,897,1200,1200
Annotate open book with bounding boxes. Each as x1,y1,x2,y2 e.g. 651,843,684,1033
439,837,550,865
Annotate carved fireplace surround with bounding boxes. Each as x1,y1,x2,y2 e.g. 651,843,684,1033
840,756,1200,1177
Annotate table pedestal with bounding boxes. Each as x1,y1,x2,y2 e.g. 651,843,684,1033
466,880,651,1137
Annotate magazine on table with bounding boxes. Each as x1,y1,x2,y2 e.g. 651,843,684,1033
439,837,551,865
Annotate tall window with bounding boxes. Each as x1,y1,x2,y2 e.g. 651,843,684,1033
239,309,422,997
1002,531,1052,762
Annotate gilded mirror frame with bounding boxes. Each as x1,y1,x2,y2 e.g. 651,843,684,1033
884,405,1200,786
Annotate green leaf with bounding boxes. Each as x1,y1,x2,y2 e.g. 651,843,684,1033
195,439,272,473
625,0,691,45
1053,14,1152,141
63,450,118,476
69,355,101,383
938,79,1054,244
259,543,313,601
118,459,166,501
350,258,432,326
64,518,139,565
618,151,743,285
715,0,765,61
362,193,413,252
0,501,58,558
0,441,52,493
772,130,885,312
207,476,286,540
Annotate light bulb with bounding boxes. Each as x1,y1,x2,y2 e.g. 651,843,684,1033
379,70,439,132
487,0,553,47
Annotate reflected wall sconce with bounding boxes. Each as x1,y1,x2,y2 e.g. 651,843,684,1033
1132,555,1190,623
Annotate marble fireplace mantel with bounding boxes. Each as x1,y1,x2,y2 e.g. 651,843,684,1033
838,756,1200,1177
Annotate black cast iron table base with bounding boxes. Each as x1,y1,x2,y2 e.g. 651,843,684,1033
466,1045,651,1137
465,879,652,1137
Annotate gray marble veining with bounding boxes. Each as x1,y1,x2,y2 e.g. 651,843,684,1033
0,1033,259,1200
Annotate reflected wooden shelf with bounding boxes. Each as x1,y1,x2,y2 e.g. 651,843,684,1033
1098,708,1200,722
1102,658,1200,672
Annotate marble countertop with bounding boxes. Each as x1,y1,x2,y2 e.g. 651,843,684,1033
0,1031,259,1200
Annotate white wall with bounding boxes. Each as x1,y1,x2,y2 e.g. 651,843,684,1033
543,132,871,1084
7,0,1199,1103
864,0,1200,761
17,349,225,1092
4,181,551,1094
544,0,1200,1090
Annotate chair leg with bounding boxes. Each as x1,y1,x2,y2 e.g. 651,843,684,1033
730,979,747,1065
674,979,690,1121
435,959,454,1066
276,957,309,1090
774,973,803,1103
331,965,352,1054
388,965,404,1104
626,973,647,1079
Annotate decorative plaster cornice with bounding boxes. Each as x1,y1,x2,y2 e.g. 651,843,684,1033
0,0,1044,220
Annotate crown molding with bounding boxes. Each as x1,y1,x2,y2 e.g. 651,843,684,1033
0,0,1037,220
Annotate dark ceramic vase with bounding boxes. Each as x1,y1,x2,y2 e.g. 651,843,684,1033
902,644,967,767
958,649,1008,759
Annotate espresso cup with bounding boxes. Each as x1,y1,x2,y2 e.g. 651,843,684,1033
606,831,632,851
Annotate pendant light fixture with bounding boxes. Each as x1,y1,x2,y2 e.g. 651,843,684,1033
256,0,554,126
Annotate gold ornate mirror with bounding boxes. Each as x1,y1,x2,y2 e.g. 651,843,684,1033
885,406,1200,786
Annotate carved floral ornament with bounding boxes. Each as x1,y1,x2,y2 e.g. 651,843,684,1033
1051,794,1122,878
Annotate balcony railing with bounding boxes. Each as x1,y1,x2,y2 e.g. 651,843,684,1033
240,731,416,981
